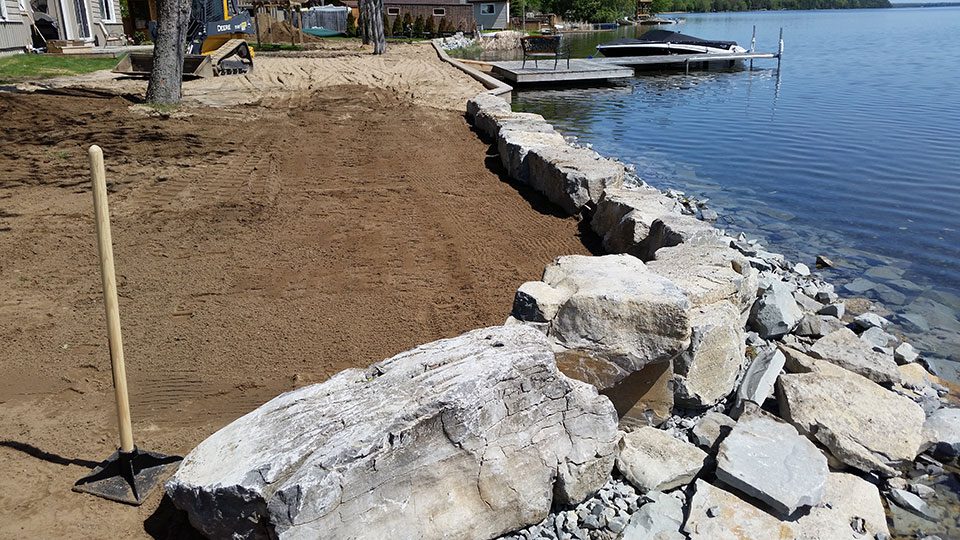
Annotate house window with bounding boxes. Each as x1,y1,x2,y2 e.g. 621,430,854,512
100,0,115,21
432,7,445,15
480,3,495,14
387,7,399,15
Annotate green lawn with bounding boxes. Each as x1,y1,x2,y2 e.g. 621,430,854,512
0,54,120,83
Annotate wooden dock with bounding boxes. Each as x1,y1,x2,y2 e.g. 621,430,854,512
489,50,781,85
489,59,634,84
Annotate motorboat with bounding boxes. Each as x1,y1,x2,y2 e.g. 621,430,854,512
596,29,747,57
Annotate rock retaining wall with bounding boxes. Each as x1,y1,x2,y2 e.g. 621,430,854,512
164,89,960,540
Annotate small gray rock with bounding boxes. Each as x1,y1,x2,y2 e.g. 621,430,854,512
854,312,889,331
794,263,811,276
735,348,786,412
860,326,897,350
909,483,935,499
817,302,845,319
691,411,736,450
894,342,920,364
749,281,803,338
887,488,938,521
619,491,684,540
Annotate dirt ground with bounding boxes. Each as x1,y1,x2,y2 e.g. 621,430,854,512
14,41,483,110
0,46,594,538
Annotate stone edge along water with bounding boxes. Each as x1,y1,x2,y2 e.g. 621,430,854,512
163,89,960,540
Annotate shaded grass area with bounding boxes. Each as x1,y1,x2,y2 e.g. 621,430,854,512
0,54,120,83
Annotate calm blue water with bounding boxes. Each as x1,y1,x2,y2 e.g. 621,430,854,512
512,8,960,373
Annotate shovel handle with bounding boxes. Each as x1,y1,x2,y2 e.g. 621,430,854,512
89,145,135,453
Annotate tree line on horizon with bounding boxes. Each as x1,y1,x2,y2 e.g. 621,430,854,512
650,0,890,13
514,0,889,22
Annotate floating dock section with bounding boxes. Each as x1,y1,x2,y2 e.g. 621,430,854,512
490,51,780,85
489,28,784,85
490,59,634,84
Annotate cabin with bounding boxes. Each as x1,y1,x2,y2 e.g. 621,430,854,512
0,0,124,54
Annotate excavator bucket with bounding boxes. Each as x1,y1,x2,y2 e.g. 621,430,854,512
113,53,215,79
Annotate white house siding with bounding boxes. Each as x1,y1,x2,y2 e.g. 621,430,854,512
89,0,125,42
0,0,31,54
473,0,508,30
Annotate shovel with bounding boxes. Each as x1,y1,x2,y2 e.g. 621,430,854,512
73,145,182,506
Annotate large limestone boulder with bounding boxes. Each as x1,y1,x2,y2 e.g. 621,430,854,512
516,255,691,383
166,326,619,540
616,427,707,493
673,302,745,408
777,360,925,477
526,145,625,215
795,472,890,540
646,242,758,321
511,280,571,323
684,480,797,539
715,414,828,516
497,128,567,184
636,213,722,261
808,327,900,384
685,474,889,540
467,93,511,124
475,110,553,141
590,186,681,255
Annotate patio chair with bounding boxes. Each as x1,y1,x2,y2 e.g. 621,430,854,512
520,35,570,70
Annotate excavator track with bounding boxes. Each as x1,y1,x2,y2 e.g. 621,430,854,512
208,38,254,76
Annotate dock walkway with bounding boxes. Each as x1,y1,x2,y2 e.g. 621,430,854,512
489,51,781,85
490,59,634,84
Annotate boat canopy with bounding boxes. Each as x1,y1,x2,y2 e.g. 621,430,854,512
602,30,739,50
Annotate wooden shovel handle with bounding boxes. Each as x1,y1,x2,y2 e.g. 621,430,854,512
89,145,135,453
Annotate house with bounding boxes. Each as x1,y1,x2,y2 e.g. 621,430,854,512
0,0,124,54
470,0,507,30
0,0,33,54
383,0,508,32
385,0,473,32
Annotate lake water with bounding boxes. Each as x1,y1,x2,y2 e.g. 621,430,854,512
506,8,960,377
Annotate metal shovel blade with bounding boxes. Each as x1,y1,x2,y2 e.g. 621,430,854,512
73,448,182,506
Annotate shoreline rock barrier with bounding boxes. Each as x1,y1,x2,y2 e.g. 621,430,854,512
163,90,960,539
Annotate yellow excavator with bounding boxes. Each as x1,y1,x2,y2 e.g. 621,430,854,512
114,0,254,78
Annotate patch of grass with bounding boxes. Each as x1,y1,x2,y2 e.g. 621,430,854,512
254,43,304,52
0,54,121,83
446,43,484,59
143,102,179,114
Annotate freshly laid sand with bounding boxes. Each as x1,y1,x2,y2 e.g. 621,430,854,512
16,41,485,110
0,44,590,537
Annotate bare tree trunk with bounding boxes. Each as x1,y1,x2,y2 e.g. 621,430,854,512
146,0,191,104
370,0,386,54
359,0,370,44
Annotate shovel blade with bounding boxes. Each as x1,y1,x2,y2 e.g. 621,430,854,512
74,448,182,506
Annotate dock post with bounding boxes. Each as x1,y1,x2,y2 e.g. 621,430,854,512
684,58,689,75
777,27,784,71
750,25,756,69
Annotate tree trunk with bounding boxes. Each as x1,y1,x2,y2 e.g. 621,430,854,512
146,0,191,105
370,0,386,54
359,0,370,44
